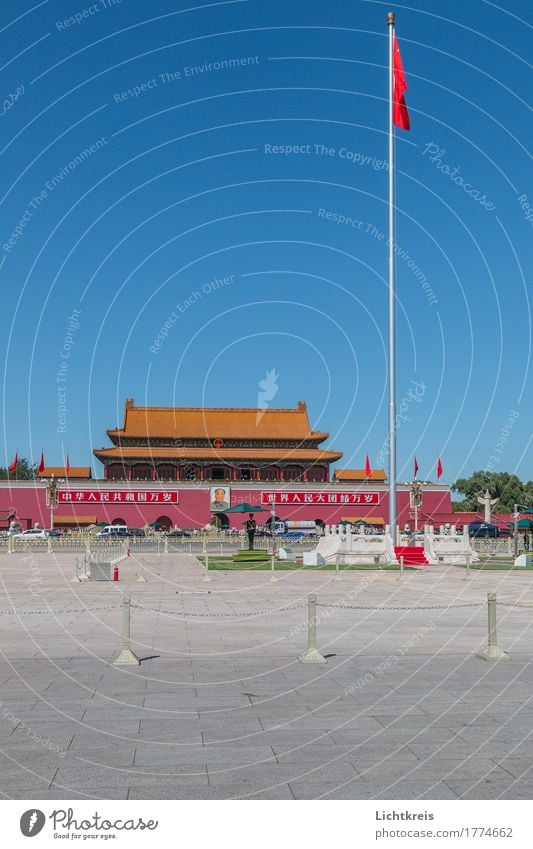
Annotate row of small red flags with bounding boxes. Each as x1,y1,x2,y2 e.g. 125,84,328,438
8,450,441,480
365,455,443,479
8,452,70,474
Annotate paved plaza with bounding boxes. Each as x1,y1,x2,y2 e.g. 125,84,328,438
0,552,532,800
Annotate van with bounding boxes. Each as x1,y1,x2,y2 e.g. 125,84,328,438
94,525,129,539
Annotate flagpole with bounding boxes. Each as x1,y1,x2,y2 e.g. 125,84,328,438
387,11,397,543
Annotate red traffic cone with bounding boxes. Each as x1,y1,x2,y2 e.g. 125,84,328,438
113,564,119,581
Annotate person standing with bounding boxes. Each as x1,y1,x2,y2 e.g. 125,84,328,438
244,513,256,550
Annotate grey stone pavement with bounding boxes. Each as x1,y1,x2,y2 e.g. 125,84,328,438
0,552,532,800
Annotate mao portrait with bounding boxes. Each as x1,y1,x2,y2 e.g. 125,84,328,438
210,486,231,512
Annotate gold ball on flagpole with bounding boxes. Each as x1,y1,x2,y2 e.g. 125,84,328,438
387,12,395,26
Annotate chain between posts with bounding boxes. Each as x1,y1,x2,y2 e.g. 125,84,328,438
496,601,533,609
130,602,307,617
318,601,485,611
0,605,119,616
1,600,530,617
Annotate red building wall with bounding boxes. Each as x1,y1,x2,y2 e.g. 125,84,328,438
0,482,453,530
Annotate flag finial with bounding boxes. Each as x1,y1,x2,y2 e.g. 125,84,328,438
387,12,395,26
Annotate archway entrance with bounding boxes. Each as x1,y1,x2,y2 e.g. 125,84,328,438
212,512,229,530
155,515,172,532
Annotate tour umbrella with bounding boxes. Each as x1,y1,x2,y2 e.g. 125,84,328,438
223,503,269,514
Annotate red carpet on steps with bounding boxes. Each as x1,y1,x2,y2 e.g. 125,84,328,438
394,546,430,566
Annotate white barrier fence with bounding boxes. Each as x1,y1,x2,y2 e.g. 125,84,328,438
0,533,320,556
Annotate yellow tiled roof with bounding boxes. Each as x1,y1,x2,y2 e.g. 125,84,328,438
38,467,92,479
334,469,387,482
107,399,329,442
341,516,385,525
54,515,98,524
94,447,342,462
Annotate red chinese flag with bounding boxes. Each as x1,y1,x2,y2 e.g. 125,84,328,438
8,451,18,472
65,453,70,474
365,455,372,478
38,452,45,474
413,455,419,478
393,35,410,131
437,456,443,479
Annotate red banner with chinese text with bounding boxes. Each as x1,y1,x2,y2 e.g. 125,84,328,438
58,490,179,504
261,491,380,506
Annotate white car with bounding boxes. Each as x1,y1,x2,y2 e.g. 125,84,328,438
13,528,51,539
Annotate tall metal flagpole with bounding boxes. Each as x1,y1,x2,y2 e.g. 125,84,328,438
387,12,397,542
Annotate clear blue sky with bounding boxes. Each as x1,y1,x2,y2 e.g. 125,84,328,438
1,0,531,483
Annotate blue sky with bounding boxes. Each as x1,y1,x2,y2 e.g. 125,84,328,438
1,0,531,483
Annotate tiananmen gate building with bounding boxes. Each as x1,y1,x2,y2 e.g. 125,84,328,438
1,399,454,531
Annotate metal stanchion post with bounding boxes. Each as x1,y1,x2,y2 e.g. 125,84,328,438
477,592,510,662
465,553,472,580
334,552,342,581
299,594,326,664
400,555,404,577
269,551,276,582
203,552,211,582
113,597,140,666
79,553,89,581
71,556,81,583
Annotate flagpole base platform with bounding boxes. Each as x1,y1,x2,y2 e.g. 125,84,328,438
476,648,511,662
113,648,140,666
299,648,327,665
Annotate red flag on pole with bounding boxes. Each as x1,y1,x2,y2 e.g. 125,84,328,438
38,452,45,474
65,453,70,474
437,456,443,479
393,35,410,130
414,455,419,478
365,455,372,479
8,451,18,472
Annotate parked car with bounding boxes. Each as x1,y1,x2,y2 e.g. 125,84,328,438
95,525,129,539
166,530,192,538
13,528,54,539
468,521,500,539
127,528,146,537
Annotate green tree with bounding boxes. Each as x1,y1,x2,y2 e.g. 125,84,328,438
0,457,37,480
452,471,526,513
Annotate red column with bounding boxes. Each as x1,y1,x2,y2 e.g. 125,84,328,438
127,466,132,480
175,466,180,481
151,467,157,481
255,469,261,481
280,469,284,481
103,464,108,480
200,467,204,481
303,469,308,482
